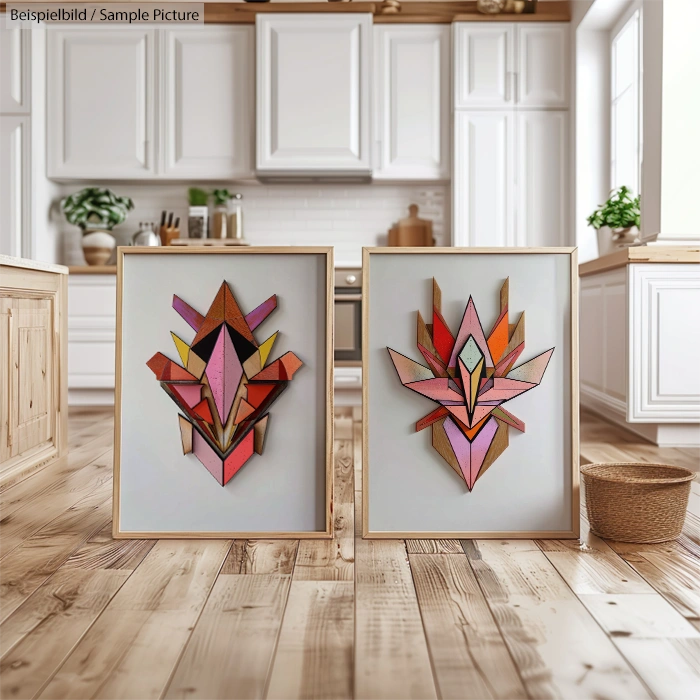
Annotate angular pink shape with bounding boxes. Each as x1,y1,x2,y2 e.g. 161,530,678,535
444,416,499,490
507,348,554,384
495,342,525,377
493,406,526,432
170,384,203,409
206,326,243,424
173,295,204,331
388,348,434,384
245,294,277,331
478,377,537,403
405,378,464,403
417,344,447,378
448,297,494,369
192,430,224,485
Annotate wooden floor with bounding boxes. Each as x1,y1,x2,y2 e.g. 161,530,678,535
1,408,699,700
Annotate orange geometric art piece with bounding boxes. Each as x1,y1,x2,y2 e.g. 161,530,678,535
388,278,554,491
147,281,303,486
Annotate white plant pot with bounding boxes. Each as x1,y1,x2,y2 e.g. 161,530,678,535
596,226,640,258
82,230,116,266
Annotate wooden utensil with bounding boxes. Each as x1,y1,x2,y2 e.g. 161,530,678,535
388,204,434,247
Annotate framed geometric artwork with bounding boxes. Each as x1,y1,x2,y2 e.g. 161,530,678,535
113,247,333,538
362,248,579,539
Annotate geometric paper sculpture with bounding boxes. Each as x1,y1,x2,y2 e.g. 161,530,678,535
387,278,553,491
147,281,302,486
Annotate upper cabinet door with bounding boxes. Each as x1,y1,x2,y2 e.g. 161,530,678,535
374,25,450,180
162,26,254,180
454,23,514,109
516,111,569,246
47,27,156,179
516,24,569,108
256,14,372,175
0,26,30,113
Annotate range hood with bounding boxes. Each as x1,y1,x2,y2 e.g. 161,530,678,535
256,170,373,184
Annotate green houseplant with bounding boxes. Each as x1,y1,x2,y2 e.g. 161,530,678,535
61,188,134,266
587,186,641,256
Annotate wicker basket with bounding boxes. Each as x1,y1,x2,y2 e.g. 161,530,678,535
582,462,695,543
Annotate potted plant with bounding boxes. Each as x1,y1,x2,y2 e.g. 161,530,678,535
587,186,641,257
188,188,209,239
61,187,134,265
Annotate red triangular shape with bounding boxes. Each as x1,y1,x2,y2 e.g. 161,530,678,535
247,383,277,407
193,398,214,424
432,308,455,364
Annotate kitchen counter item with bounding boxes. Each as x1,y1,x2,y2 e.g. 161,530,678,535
188,206,208,239
132,223,160,247
388,204,434,247
227,193,244,240
170,239,250,246
211,204,228,238
158,211,180,245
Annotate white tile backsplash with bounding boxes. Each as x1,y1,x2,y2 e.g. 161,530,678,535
56,182,449,267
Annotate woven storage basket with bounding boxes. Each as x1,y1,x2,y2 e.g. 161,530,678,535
582,462,695,543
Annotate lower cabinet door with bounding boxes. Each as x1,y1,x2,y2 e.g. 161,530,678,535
8,297,54,457
453,110,514,246
516,110,569,247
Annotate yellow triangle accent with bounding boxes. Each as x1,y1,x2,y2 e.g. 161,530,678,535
171,332,190,366
259,331,278,367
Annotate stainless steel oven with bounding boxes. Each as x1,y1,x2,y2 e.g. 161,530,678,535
334,268,362,364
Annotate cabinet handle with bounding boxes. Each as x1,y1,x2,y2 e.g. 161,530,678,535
506,72,511,102
7,308,13,448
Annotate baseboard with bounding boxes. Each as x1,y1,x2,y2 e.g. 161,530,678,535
69,389,115,406
0,443,59,490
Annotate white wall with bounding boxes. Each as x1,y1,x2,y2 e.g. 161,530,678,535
56,182,448,268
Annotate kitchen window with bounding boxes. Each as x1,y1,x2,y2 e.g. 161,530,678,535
610,4,642,194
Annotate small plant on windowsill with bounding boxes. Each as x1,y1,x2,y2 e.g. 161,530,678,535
587,186,641,256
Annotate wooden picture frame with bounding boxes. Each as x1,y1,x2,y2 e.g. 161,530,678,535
362,247,579,539
113,247,334,538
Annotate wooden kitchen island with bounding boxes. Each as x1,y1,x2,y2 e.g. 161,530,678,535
580,246,700,446
0,255,68,485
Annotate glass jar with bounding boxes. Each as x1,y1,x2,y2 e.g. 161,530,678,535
211,204,228,239
187,206,208,239
227,193,244,240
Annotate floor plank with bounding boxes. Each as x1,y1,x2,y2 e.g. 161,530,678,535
463,539,653,699
408,553,527,699
164,573,292,700
354,539,437,700
266,581,354,700
37,540,231,699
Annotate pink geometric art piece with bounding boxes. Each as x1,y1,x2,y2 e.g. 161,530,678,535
147,281,303,486
387,278,554,491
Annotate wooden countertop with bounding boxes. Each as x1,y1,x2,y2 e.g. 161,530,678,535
579,246,700,277
1,255,68,275
68,266,117,275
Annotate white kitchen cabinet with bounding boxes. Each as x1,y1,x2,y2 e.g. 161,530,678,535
454,22,568,109
516,111,568,247
0,26,30,113
0,116,30,257
256,14,372,176
453,111,514,246
373,25,450,180
517,25,569,108
67,274,117,405
454,24,513,110
47,27,156,179
162,26,254,179
452,21,570,246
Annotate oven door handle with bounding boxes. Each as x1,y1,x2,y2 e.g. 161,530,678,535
335,294,362,302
